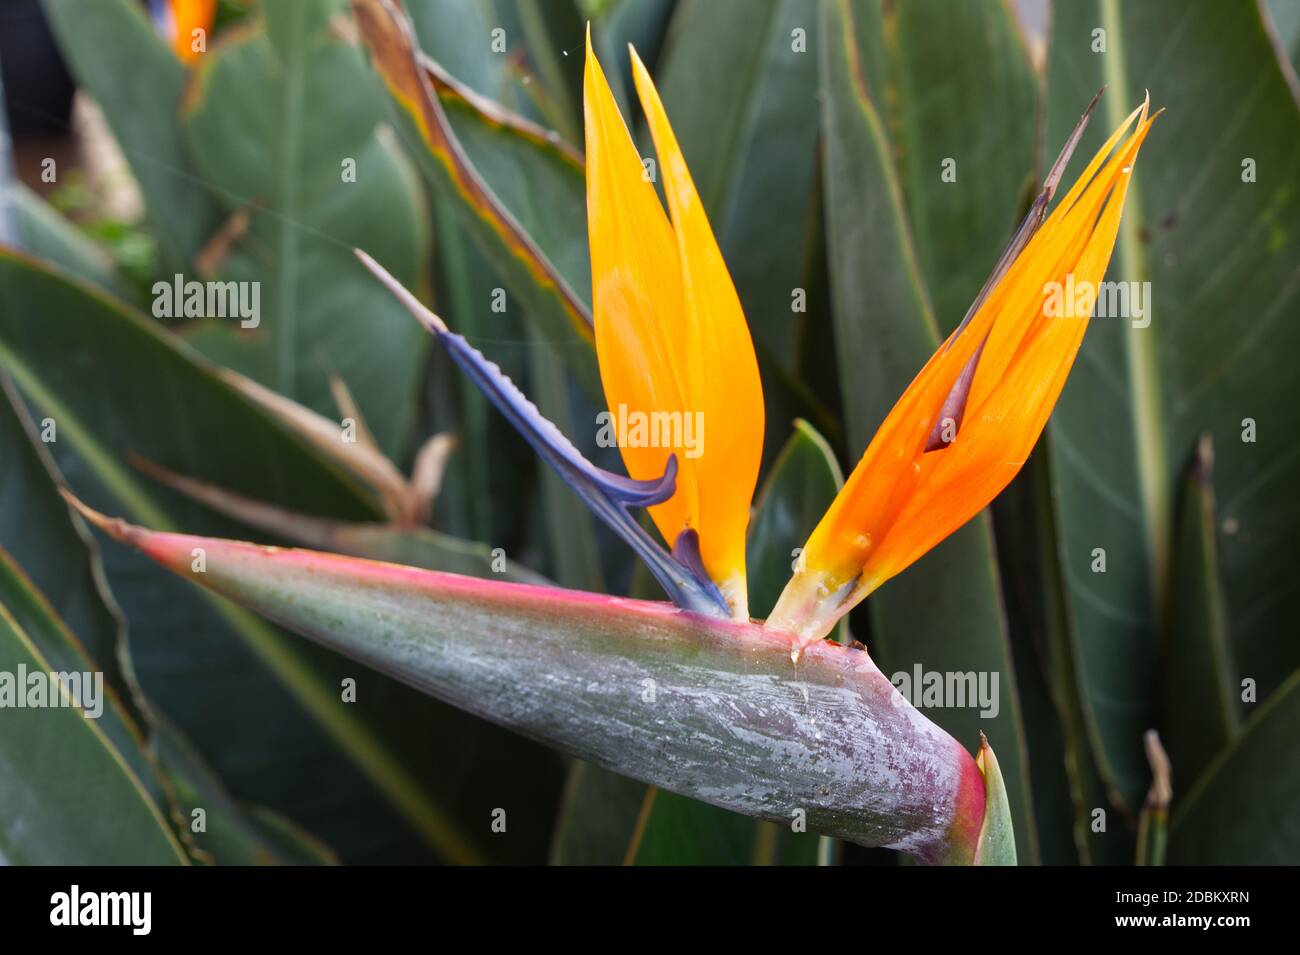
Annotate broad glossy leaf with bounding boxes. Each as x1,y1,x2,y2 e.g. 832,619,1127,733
1163,436,1240,789
990,458,1081,864
0,247,344,866
77,504,992,864
515,0,583,144
0,539,159,811
181,7,429,455
403,0,565,546
1045,0,1300,809
590,0,677,117
0,526,327,865
869,0,1040,325
656,0,821,367
0,250,554,863
820,0,1037,862
263,0,344,53
0,551,187,865
351,0,601,396
0,379,135,719
42,0,222,266
548,759,648,865
992,451,1130,864
1169,669,1300,863
406,0,517,101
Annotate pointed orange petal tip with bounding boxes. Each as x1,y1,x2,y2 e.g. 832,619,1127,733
625,43,765,612
766,96,1160,645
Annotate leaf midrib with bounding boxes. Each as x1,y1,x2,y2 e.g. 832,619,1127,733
273,2,308,397
1100,0,1170,608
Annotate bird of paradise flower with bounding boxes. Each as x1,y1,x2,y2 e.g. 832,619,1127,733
61,24,1161,864
357,33,1158,657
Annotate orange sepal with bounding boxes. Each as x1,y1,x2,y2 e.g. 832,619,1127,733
769,102,1158,645
584,33,763,616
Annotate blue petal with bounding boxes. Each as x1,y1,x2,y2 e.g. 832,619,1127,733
442,333,676,508
354,248,730,619
440,331,729,618
671,529,727,609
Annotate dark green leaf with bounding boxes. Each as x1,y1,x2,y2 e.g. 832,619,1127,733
656,0,821,367
42,0,223,266
1169,669,1300,863
1045,0,1300,809
820,0,1038,863
0,550,187,865
0,378,136,720
993,450,1131,864
548,760,647,865
1163,436,1240,789
0,250,546,863
1,375,338,865
181,10,429,455
352,0,601,397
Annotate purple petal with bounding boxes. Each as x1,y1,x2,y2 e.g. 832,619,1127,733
355,249,731,619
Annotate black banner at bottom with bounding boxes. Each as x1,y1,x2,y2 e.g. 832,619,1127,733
0,864,1281,940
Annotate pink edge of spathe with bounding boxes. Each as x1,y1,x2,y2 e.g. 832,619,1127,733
63,490,989,863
